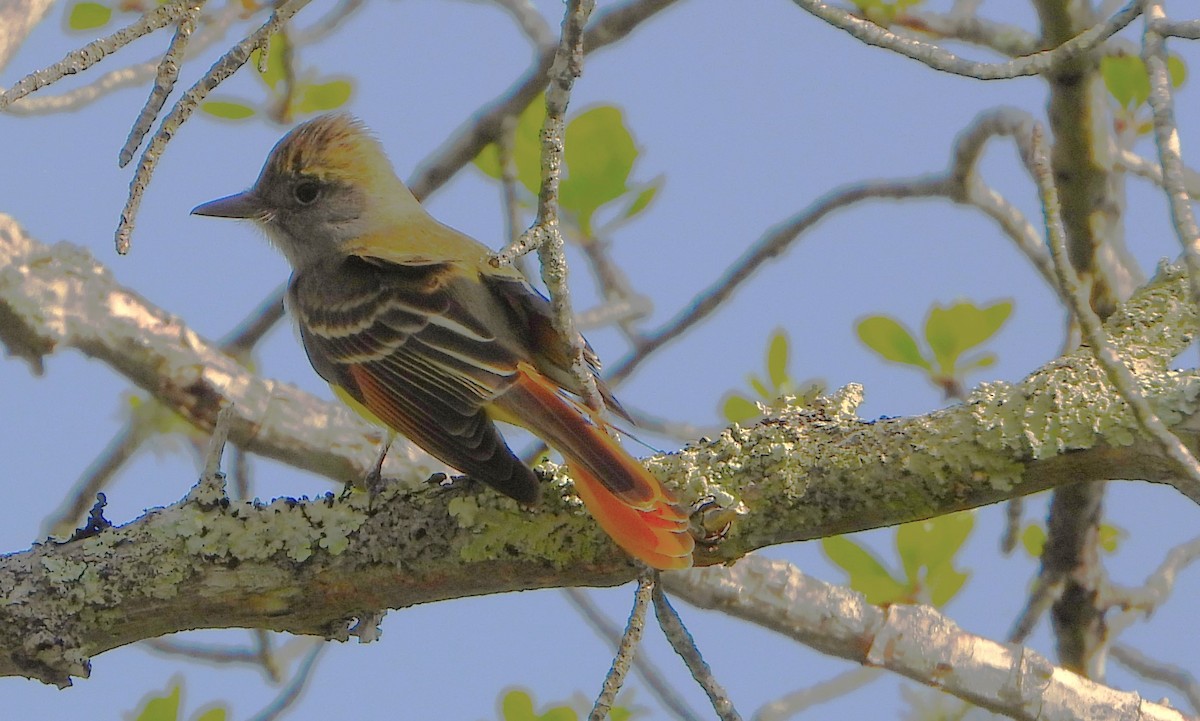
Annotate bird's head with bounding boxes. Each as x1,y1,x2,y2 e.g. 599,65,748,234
192,113,423,270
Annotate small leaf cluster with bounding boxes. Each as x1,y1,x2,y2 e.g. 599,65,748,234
856,299,1012,399
850,0,923,26
720,329,825,424
1019,521,1125,558
475,98,662,238
822,511,974,607
500,689,632,721
201,32,353,122
129,681,226,721
1101,52,1187,136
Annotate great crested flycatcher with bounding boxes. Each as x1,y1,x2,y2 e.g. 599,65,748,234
192,113,694,570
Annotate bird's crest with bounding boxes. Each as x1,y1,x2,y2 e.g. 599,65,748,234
266,113,392,184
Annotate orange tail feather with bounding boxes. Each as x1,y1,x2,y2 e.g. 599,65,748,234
492,363,695,569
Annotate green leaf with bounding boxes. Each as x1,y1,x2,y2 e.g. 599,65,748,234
475,98,546,194
193,708,227,721
924,299,1012,374
747,374,770,400
722,394,760,423
822,536,907,605
1020,523,1046,557
134,684,181,721
499,689,578,721
1168,55,1188,88
249,33,289,91
474,145,503,179
1102,54,1150,109
296,78,353,114
609,708,632,721
621,177,663,221
895,513,973,606
920,512,974,572
1098,523,1125,554
560,105,638,235
926,564,969,607
856,315,931,370
959,351,998,372
67,2,111,30
501,690,536,721
766,329,790,390
201,100,256,120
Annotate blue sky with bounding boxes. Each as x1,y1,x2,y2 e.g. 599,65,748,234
3,1,1200,719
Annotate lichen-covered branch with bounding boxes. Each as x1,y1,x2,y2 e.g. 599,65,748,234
4,212,1200,690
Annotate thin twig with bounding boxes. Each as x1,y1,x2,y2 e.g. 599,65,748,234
487,0,554,47
504,0,605,411
589,571,657,721
1007,570,1064,643
752,667,881,721
119,1,204,167
1026,122,1200,504
1,1,241,115
248,642,326,721
115,0,314,254
1117,149,1200,197
1106,535,1200,631
1110,644,1200,713
1150,17,1200,39
1143,2,1200,309
567,585,701,721
901,9,1040,57
0,0,193,110
792,0,1143,81
408,0,681,200
653,585,742,721
291,0,365,44
201,403,235,486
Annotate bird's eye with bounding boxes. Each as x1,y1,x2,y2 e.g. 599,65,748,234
293,180,321,205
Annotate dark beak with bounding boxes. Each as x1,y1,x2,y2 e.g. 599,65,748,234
191,190,263,219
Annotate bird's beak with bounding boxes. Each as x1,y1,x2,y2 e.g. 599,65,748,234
191,190,263,219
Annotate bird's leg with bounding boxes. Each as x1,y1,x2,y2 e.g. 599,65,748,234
365,432,395,500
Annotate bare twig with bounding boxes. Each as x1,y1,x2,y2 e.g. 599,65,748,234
408,0,680,200
248,642,326,721
486,0,554,47
654,585,742,721
115,0,314,254
1110,644,1200,713
292,0,365,44
567,586,701,721
0,0,193,110
0,0,55,73
119,1,204,167
1143,2,1200,307
1026,122,1200,503
752,667,881,721
792,0,1143,81
1117,148,1200,197
498,0,605,411
1,2,241,115
589,571,656,721
1007,570,1064,643
901,8,1040,57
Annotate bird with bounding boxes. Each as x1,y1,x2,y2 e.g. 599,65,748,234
192,113,694,570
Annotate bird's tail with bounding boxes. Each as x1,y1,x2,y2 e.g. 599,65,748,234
493,362,694,570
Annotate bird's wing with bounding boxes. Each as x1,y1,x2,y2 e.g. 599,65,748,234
483,271,632,423
291,255,540,503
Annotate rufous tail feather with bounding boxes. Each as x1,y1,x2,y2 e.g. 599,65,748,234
493,362,694,569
